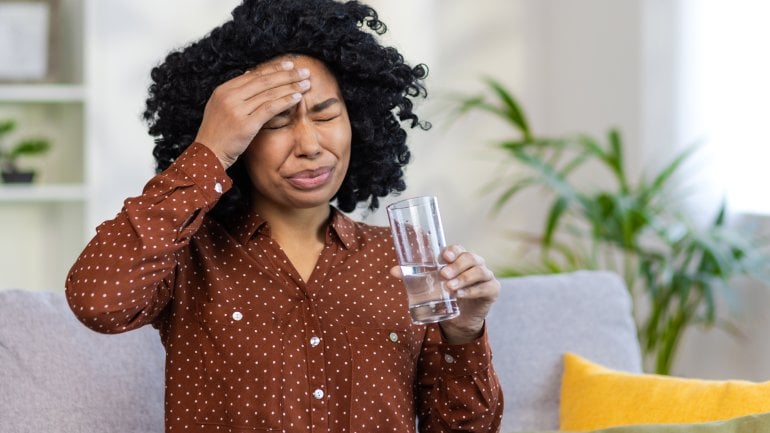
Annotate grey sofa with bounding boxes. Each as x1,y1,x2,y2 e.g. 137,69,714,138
0,271,641,433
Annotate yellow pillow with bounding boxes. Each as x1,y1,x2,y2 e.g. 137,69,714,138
560,352,770,432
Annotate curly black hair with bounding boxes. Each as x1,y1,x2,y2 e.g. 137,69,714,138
143,0,429,220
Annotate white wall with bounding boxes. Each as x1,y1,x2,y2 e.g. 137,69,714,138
365,0,648,274
87,0,770,380
86,0,240,229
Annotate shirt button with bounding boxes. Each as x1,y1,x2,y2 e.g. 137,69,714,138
312,389,324,400
444,353,455,364
231,311,243,321
388,332,399,343
214,182,223,193
310,336,321,347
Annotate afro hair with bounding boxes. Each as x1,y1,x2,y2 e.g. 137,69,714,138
143,0,429,220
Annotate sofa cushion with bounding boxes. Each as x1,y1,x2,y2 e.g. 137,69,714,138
520,411,770,433
0,290,165,433
560,353,770,431
487,271,642,432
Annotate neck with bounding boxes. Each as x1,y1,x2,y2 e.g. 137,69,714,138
252,200,332,245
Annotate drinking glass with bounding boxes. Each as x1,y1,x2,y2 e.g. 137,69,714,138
386,196,460,324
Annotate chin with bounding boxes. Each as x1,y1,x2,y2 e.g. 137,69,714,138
287,189,339,210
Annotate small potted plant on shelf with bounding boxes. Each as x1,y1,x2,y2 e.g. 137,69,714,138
0,119,51,184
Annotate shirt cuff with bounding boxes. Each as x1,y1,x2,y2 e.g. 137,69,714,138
436,323,493,376
172,142,233,203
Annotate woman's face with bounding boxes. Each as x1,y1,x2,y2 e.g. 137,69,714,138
242,55,352,212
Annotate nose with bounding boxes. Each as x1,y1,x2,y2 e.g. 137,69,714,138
292,119,322,158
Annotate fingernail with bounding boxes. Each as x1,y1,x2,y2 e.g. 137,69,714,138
298,68,310,78
291,93,302,101
440,267,453,279
298,79,310,89
456,289,468,297
281,61,294,70
447,279,459,289
445,250,456,261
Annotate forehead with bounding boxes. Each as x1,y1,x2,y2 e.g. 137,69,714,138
271,54,338,84
278,55,344,108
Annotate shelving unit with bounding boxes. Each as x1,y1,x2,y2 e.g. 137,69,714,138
0,84,86,102
0,0,88,291
0,184,87,202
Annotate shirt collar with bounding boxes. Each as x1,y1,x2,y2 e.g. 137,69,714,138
229,210,268,245
227,206,359,250
327,208,358,250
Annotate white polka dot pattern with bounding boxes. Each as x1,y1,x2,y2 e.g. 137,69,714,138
65,142,503,433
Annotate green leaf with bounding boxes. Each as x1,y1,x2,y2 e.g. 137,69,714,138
712,199,727,227
511,148,581,203
544,197,569,248
498,140,532,152
454,94,509,121
490,178,539,215
607,129,629,192
557,145,593,179
0,120,16,136
483,77,532,140
643,144,698,202
576,135,607,160
701,280,717,324
9,139,50,160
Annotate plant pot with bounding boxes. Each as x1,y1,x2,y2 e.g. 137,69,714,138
1,170,36,184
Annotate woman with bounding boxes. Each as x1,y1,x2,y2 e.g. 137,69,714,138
66,1,503,432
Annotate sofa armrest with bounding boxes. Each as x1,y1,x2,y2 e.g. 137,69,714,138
487,271,642,432
0,290,165,433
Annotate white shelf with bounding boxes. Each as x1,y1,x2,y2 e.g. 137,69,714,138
0,0,89,292
0,184,87,202
0,84,86,103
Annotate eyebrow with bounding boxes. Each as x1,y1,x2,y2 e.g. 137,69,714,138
275,98,340,118
310,98,339,113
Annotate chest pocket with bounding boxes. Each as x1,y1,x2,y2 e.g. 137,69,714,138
194,302,284,431
345,326,420,432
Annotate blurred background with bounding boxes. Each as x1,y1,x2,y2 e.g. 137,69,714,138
0,0,768,379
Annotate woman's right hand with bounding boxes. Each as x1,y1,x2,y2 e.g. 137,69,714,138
193,59,311,169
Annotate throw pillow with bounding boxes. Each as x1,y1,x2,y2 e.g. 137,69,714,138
560,352,770,432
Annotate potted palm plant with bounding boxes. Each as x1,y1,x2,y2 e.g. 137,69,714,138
452,78,769,374
0,119,51,184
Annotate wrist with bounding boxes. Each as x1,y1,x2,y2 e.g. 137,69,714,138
194,138,235,170
439,320,484,345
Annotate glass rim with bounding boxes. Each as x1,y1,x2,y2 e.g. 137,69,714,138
385,195,438,212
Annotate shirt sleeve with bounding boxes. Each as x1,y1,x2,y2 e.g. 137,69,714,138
415,323,504,432
65,142,232,334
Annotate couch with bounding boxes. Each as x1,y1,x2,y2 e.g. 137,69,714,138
0,270,642,433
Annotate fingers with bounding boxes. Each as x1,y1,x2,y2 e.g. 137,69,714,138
214,61,311,120
240,68,310,107
221,58,301,89
439,245,499,300
194,58,312,168
439,245,485,285
389,265,403,279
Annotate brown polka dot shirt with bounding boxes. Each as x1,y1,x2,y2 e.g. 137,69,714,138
66,143,503,433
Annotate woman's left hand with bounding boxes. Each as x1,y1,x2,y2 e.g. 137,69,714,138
391,244,500,344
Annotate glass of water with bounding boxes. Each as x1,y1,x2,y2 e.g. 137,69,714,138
386,196,460,324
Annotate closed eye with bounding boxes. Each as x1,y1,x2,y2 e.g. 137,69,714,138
262,121,289,130
263,111,291,129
